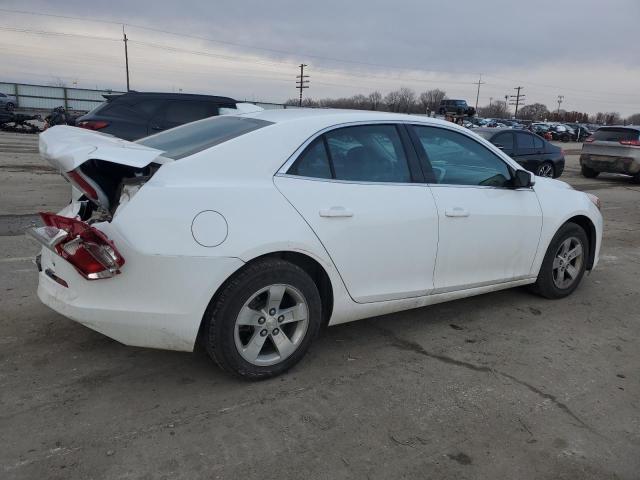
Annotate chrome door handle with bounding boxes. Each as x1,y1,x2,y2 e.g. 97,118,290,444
445,207,469,218
319,207,353,218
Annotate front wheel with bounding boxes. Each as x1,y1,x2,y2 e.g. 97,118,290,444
203,258,322,379
581,165,599,178
532,223,588,299
536,162,555,178
5,102,15,112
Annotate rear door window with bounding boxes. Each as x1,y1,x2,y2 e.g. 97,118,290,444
325,125,411,183
287,124,412,183
533,135,544,150
492,132,514,152
288,139,332,179
137,116,272,159
515,132,536,155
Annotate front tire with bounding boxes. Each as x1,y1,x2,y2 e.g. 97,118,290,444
5,102,15,112
203,258,322,379
581,165,599,178
532,223,588,299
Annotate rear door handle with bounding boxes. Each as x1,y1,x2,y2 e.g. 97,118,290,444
445,207,469,218
319,207,353,218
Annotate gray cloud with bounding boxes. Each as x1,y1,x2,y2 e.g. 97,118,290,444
2,0,640,114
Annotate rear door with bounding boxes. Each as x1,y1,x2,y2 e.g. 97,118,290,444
275,123,439,303
514,131,542,171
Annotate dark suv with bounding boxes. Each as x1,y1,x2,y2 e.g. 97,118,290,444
438,99,475,117
76,92,238,140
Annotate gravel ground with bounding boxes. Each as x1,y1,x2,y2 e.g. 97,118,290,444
1,133,638,480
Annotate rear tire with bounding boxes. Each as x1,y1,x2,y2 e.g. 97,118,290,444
536,162,555,178
5,102,15,112
203,258,322,379
581,165,599,178
532,223,588,299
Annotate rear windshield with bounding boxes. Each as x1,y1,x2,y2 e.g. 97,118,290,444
137,116,273,159
592,127,640,142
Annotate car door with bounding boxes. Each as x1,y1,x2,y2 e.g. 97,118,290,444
514,131,542,172
274,123,439,303
408,124,542,292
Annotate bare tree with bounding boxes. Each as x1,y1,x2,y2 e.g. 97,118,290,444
627,113,640,125
397,87,416,113
478,101,510,119
518,103,549,121
368,91,382,111
384,90,402,112
419,89,446,114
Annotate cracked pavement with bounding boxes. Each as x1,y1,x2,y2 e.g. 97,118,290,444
1,134,639,479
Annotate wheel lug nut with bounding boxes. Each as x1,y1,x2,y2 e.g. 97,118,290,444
278,315,284,322
269,308,276,316
272,328,279,335
258,317,265,324
260,329,268,337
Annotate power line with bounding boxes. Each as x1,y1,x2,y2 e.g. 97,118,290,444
474,74,485,111
509,86,525,118
296,64,309,106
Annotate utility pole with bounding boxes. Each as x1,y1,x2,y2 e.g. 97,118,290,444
489,97,493,106
557,95,564,114
296,64,309,107
123,25,130,92
509,87,525,118
474,74,485,111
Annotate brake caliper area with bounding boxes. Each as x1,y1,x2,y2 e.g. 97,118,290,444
26,212,125,280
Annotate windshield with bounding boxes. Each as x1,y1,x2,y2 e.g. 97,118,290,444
137,115,273,159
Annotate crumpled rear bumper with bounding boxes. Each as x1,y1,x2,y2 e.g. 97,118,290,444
36,239,244,352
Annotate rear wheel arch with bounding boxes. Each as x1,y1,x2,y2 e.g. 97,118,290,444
197,251,334,346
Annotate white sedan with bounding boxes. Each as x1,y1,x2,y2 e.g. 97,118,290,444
29,109,603,379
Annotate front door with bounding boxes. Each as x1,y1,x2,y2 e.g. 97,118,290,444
409,124,542,292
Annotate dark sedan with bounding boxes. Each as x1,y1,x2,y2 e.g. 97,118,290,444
474,128,565,178
75,92,238,141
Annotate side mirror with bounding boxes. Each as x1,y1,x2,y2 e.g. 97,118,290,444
493,143,505,150
513,169,535,188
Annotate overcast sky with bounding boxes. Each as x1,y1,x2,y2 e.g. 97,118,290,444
1,0,639,115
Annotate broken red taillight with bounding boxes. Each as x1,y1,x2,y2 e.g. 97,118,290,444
76,120,109,131
67,169,100,203
26,213,124,280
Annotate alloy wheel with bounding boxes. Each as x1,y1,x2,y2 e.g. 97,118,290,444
552,236,584,289
234,284,309,366
537,163,554,177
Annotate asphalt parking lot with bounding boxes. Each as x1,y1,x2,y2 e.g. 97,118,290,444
1,132,639,479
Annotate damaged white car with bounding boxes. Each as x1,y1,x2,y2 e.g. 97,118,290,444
29,109,603,379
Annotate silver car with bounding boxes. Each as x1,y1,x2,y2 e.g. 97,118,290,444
0,92,16,111
580,126,640,183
